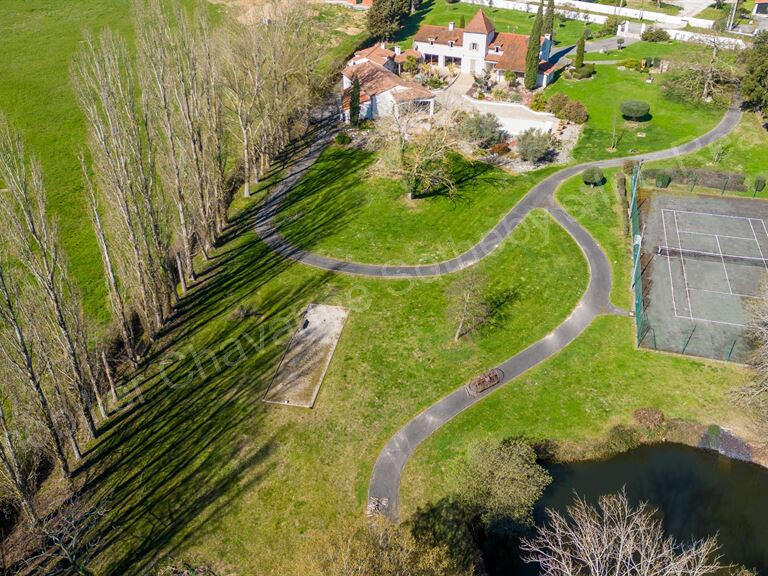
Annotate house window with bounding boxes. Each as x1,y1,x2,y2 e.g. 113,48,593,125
445,56,462,66
429,38,434,45
448,40,454,47
470,42,478,50
494,45,500,53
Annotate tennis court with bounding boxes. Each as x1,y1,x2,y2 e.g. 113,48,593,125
638,195,768,362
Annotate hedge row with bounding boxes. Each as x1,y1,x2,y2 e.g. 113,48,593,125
641,168,747,192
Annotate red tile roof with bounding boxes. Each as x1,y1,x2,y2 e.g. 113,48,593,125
465,10,495,34
341,61,433,110
413,24,464,46
394,48,421,63
351,44,395,67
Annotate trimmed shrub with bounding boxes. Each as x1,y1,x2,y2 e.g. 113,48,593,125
620,100,650,121
335,132,351,145
546,92,570,115
655,172,672,188
571,64,595,79
756,176,766,193
562,100,588,124
582,167,604,187
618,58,645,72
641,26,670,42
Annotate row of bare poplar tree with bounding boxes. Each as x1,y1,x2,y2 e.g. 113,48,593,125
0,0,318,540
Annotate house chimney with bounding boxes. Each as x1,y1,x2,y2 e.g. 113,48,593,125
381,42,387,49
448,21,455,30
394,46,402,55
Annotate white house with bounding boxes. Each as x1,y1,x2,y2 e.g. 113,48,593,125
412,9,555,87
341,61,435,122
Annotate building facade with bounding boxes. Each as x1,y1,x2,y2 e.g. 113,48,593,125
411,9,554,86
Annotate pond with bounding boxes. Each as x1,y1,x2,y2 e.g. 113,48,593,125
490,443,768,574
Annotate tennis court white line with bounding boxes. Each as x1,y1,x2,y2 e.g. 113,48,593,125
677,230,755,241
670,209,762,222
672,210,694,319
673,311,747,328
755,219,768,273
689,286,762,299
657,246,768,263
661,210,679,318
715,235,733,294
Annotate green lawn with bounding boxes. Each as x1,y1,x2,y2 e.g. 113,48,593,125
644,111,768,196
0,0,363,328
276,144,558,265
546,65,724,162
88,203,588,575
399,313,749,518
585,40,711,62
556,170,632,310
395,0,601,48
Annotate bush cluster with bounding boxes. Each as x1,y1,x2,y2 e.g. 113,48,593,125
570,64,596,79
335,132,351,145
618,58,645,72
641,26,670,42
543,93,588,124
756,176,766,193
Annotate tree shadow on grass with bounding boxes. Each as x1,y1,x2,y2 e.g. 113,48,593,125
68,129,349,574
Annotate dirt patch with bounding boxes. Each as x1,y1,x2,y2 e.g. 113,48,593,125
263,304,348,408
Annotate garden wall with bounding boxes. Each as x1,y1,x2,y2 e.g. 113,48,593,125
461,0,715,29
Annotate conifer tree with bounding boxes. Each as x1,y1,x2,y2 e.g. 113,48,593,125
524,3,544,90
543,0,555,39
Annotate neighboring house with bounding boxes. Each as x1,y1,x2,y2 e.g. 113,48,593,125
348,43,421,74
754,0,768,15
411,9,555,87
341,61,435,122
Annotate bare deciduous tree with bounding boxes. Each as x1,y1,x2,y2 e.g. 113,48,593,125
0,117,101,441
73,30,172,338
522,491,722,576
449,269,490,341
0,250,70,479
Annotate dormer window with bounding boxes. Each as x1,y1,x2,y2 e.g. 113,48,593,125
449,40,454,47
494,45,500,53
429,38,434,45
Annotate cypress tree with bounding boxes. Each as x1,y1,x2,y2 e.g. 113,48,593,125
459,14,466,28
543,0,555,38
349,77,361,126
574,33,585,68
524,3,544,90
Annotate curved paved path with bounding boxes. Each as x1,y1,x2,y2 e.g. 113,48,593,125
255,103,742,520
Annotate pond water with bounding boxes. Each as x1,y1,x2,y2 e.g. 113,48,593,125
491,443,768,574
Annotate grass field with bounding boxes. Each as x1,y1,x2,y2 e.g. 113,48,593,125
556,170,632,310
644,112,768,196
394,0,601,49
276,144,558,265
585,40,711,61
545,65,724,162
88,202,588,575
398,313,749,518
0,0,364,327
399,169,750,517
